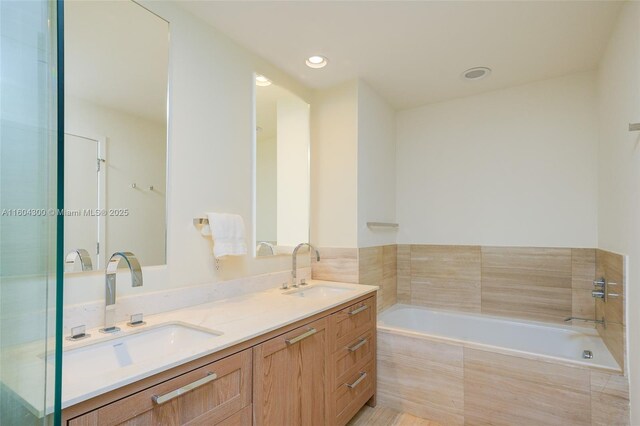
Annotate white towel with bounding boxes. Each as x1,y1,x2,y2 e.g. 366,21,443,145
201,213,247,258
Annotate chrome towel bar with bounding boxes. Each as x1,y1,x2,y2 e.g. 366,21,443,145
193,217,208,226
366,222,399,229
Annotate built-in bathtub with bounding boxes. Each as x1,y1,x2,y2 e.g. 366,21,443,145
376,304,629,425
378,304,618,370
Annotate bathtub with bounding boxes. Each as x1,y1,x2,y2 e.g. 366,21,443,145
376,304,628,425
377,303,619,370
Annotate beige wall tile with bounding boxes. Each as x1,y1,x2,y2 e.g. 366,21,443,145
383,245,397,279
410,245,481,313
596,249,624,325
358,246,384,311
379,244,398,309
358,245,397,311
571,248,596,320
378,331,464,425
311,247,359,283
397,245,411,303
595,249,625,371
481,247,572,322
572,248,597,287
358,246,383,286
591,371,629,399
464,348,591,426
382,245,398,310
591,371,630,426
572,289,596,319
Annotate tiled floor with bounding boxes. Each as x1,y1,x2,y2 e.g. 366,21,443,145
348,405,441,426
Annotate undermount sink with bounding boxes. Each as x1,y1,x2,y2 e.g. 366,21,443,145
54,323,221,379
284,284,352,298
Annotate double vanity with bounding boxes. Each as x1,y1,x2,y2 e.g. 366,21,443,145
59,281,378,425
54,2,372,424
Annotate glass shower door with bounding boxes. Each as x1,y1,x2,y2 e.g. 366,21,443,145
0,0,61,424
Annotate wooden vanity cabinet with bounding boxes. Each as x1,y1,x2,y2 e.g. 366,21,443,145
63,293,376,426
327,297,377,426
253,317,328,426
68,349,252,426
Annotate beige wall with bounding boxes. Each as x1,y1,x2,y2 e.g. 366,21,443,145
310,80,359,248
396,71,599,248
596,1,640,421
311,79,396,250
357,80,397,248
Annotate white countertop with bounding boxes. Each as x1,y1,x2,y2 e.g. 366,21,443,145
2,280,377,417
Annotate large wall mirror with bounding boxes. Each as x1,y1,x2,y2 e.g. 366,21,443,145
64,0,169,272
254,75,310,257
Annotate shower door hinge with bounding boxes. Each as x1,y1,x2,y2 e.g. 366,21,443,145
96,242,100,255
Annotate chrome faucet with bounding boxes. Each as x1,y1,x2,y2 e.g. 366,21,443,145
289,243,320,289
100,252,143,333
564,316,605,327
256,241,275,256
65,248,93,272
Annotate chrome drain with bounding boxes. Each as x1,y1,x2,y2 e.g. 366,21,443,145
582,350,593,359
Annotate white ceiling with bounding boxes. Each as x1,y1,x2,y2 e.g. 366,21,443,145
65,0,169,123
178,0,623,110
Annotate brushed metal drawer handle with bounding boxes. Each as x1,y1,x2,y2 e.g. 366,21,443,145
347,338,368,352
285,327,317,345
152,372,217,405
346,372,367,389
348,305,369,316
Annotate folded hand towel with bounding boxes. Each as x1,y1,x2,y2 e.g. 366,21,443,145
202,213,247,258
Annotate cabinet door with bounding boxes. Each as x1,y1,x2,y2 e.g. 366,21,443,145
68,349,252,426
253,318,328,426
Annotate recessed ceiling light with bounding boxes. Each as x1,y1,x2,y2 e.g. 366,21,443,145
306,55,328,69
462,67,492,81
255,74,272,86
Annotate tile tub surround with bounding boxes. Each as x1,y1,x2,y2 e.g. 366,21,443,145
377,329,630,426
312,246,397,311
595,249,626,372
398,244,598,324
313,244,604,323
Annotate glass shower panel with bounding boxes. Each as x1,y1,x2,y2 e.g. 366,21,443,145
0,0,60,424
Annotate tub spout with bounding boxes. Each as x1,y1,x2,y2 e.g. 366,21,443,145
564,316,605,327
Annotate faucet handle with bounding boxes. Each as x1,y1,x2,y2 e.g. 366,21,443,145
300,278,308,286
67,325,91,341
127,313,146,327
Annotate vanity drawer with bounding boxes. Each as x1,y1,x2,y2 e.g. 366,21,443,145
333,361,375,426
330,296,375,352
68,349,252,426
333,330,374,386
